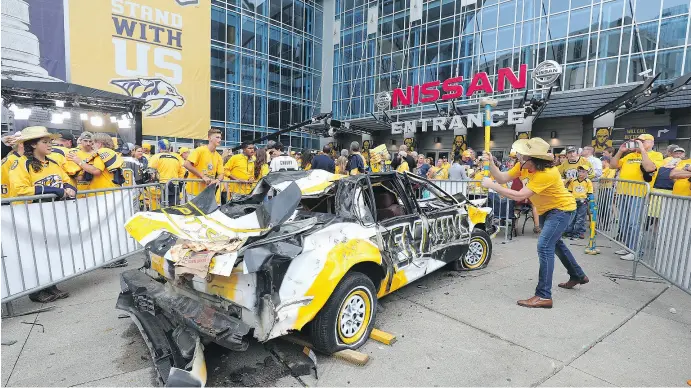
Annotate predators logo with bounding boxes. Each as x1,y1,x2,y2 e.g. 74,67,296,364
36,174,63,188
110,78,185,117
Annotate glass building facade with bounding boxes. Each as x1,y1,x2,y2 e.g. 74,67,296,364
332,0,691,120
208,0,324,149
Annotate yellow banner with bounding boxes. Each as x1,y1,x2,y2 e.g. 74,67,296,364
68,0,210,139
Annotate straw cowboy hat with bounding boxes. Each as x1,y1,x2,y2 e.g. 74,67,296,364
17,126,60,143
511,137,553,160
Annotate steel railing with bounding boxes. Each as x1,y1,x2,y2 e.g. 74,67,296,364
595,178,651,256
1,183,163,304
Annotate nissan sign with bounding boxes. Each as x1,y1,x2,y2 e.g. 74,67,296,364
532,60,562,87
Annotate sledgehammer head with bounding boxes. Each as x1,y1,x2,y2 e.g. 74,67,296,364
480,97,498,107
584,248,601,255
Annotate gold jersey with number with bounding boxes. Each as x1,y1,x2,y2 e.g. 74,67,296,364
1,151,22,198
8,156,75,198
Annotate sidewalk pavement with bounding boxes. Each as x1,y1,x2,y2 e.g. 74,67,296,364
2,235,690,387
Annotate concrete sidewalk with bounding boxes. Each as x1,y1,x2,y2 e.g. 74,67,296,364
2,236,690,386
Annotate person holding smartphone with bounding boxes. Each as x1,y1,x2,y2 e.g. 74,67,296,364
609,134,664,261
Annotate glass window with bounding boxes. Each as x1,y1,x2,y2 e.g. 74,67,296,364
462,12,476,35
602,0,625,28
427,2,441,23
566,35,589,63
381,19,393,35
282,0,294,25
656,48,685,80
241,94,254,124
598,28,621,58
211,88,225,121
256,21,267,53
226,50,239,83
595,57,619,86
242,16,255,50
482,28,497,52
634,21,658,52
662,0,690,16
572,0,592,7
438,62,452,81
522,21,536,45
212,7,226,42
427,24,441,43
481,5,498,30
255,59,267,90
269,63,280,93
270,0,281,22
546,39,566,64
686,47,691,77
439,41,453,62
316,9,323,37
441,0,454,19
586,61,596,88
282,32,292,61
315,42,322,69
659,16,688,48
635,0,661,22
563,62,586,90
498,1,515,26
440,18,455,40
305,6,313,34
255,96,266,126
618,55,629,84
393,14,408,32
569,7,591,36
497,26,514,51
590,4,601,31
227,12,239,46
382,0,394,15
549,0,569,14
343,11,354,28
280,101,290,127
242,55,254,87
548,12,568,39
269,27,281,57
227,89,240,122
294,1,305,30
621,26,633,55
211,47,225,81
628,52,655,82
294,36,304,64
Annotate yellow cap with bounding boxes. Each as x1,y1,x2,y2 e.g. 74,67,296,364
178,147,190,154
462,150,471,157
637,133,654,141
143,143,152,150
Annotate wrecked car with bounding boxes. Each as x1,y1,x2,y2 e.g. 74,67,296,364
117,170,496,385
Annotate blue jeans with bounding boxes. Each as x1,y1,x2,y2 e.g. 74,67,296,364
565,200,587,235
536,209,587,299
617,195,644,250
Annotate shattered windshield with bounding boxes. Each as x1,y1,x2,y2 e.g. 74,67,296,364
335,178,374,224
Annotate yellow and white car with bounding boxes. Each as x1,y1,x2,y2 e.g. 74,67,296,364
117,170,495,385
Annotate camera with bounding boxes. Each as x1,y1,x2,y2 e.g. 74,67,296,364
625,141,638,149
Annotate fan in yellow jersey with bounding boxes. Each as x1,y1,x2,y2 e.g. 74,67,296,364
558,146,593,180
1,132,23,198
395,151,409,173
224,142,256,196
481,138,586,309
66,132,100,192
427,159,449,180
89,133,125,192
149,139,186,206
564,166,593,239
183,128,224,202
8,127,75,302
609,134,664,260
670,156,691,197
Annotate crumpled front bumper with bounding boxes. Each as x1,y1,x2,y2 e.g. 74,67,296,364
116,270,251,386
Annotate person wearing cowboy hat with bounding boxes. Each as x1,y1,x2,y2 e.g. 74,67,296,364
480,137,588,309
8,126,76,302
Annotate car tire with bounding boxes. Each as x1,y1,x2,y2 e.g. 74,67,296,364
452,228,492,271
309,272,377,354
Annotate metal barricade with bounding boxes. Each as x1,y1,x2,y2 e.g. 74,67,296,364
429,179,515,242
164,178,255,207
0,183,164,305
595,178,651,256
637,192,691,295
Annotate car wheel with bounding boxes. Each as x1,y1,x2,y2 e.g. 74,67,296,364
309,272,377,354
452,228,492,271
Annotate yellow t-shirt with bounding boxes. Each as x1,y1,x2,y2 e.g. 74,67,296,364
567,178,593,200
1,151,22,198
428,166,448,180
672,159,691,196
558,157,593,180
600,167,617,188
8,156,74,198
508,163,577,215
396,161,409,173
224,154,255,195
616,151,664,196
149,152,185,183
257,163,270,180
89,148,123,191
186,146,224,196
72,149,98,192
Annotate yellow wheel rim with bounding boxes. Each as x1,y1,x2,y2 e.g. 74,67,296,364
337,288,372,345
464,237,488,269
